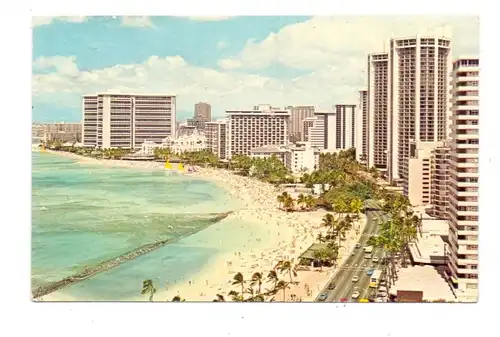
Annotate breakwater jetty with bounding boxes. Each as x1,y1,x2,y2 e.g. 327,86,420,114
32,211,233,299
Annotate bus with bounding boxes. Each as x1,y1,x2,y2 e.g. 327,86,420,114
369,270,382,288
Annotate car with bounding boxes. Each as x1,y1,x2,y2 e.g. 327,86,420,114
364,253,372,259
372,257,380,263
318,293,328,301
351,252,356,256
352,276,359,282
351,291,360,299
367,268,375,276
377,291,387,298
373,216,378,221
327,283,336,290
355,243,361,249
358,298,369,303
340,298,348,303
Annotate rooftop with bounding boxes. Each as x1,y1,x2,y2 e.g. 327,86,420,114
298,243,330,260
390,265,456,302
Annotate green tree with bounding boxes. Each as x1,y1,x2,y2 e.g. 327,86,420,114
141,279,156,302
232,272,246,296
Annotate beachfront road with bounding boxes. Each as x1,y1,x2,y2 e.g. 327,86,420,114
315,203,389,302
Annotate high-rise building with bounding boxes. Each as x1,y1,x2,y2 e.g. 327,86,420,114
446,57,479,302
205,120,228,160
387,35,453,193
335,104,357,150
226,105,290,158
301,117,316,142
430,143,451,219
310,111,337,150
286,105,315,141
356,90,368,163
194,102,211,120
367,52,389,171
82,93,176,149
407,141,442,206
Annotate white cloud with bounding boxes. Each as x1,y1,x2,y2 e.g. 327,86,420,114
120,16,155,28
217,41,228,50
218,16,479,71
32,16,480,120
32,54,351,115
32,16,88,27
187,16,232,21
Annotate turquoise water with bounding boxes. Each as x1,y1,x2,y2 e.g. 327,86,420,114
32,152,263,301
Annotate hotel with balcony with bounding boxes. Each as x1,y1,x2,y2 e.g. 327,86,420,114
205,120,228,160
226,104,290,158
446,57,479,302
356,89,368,163
387,35,453,193
367,52,389,171
82,93,176,150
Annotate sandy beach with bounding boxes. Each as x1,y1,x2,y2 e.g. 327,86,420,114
39,150,366,302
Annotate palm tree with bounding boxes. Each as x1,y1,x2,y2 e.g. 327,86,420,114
305,195,317,211
250,272,263,295
232,272,245,295
266,270,279,291
276,192,289,210
275,280,291,302
350,198,364,219
228,290,245,302
321,213,336,236
276,260,298,284
283,195,295,212
213,294,225,302
297,193,307,210
141,279,156,302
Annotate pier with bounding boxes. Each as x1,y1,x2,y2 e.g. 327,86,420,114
32,211,233,299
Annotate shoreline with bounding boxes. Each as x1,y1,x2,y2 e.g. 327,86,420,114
36,150,363,302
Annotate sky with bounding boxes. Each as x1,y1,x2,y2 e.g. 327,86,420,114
32,15,479,122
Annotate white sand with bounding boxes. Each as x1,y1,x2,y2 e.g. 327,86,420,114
38,151,365,302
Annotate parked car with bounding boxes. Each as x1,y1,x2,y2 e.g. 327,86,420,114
327,283,336,290
352,276,359,282
352,291,360,299
340,298,348,303
355,243,361,249
372,257,380,263
367,269,375,276
318,293,328,301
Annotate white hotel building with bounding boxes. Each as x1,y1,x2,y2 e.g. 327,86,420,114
226,105,290,158
387,35,452,189
446,57,479,302
82,93,176,150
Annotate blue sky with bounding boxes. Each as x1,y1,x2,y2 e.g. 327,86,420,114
32,16,479,122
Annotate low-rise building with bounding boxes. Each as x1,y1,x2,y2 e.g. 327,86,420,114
161,129,207,154
284,142,319,174
250,145,287,162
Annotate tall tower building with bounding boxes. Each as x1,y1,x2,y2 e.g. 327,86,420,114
82,93,176,149
356,90,368,163
287,105,315,141
367,52,389,171
335,104,357,150
205,120,228,160
387,35,453,193
301,117,317,142
311,111,337,150
446,57,479,302
430,143,451,219
226,105,290,158
194,102,211,120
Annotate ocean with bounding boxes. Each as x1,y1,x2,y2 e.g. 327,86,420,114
31,151,264,301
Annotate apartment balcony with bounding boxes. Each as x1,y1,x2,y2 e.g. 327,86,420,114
457,246,478,255
456,267,478,276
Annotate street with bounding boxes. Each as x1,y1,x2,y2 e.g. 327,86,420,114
315,200,389,302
